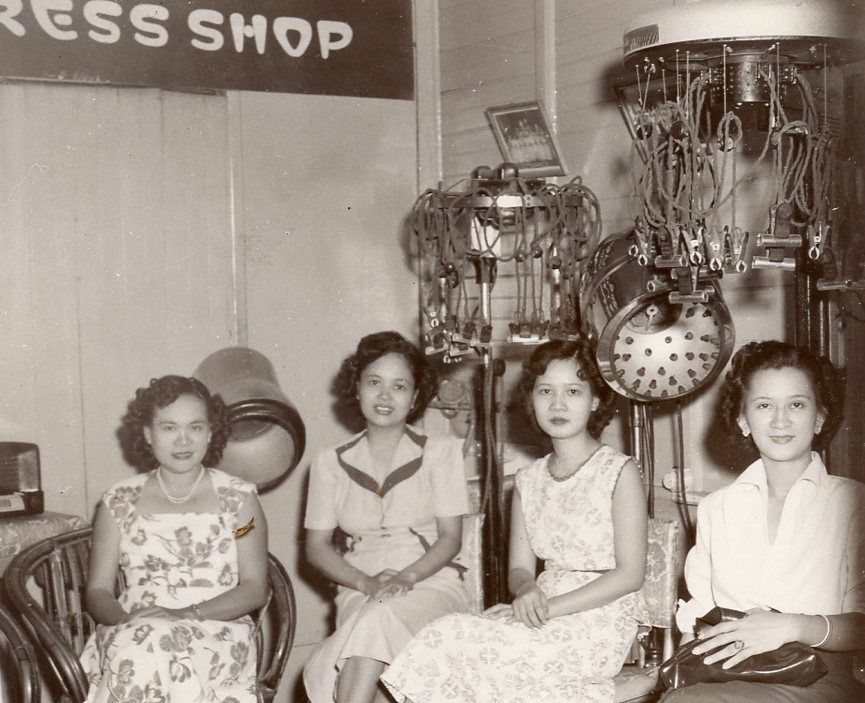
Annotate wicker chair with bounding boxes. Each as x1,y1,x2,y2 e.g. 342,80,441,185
0,601,41,703
2,526,296,703
614,517,681,703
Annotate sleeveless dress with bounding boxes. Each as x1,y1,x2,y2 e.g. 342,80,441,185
80,469,258,703
381,445,648,703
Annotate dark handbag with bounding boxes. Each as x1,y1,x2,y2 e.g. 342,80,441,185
659,607,828,689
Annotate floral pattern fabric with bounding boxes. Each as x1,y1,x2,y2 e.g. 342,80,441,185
80,469,258,703
381,445,647,703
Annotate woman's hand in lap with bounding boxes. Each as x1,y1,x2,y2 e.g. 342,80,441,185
511,584,548,628
358,569,398,596
373,572,415,599
124,605,190,623
692,611,797,668
482,603,512,617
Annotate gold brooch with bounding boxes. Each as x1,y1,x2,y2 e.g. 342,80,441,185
234,516,255,539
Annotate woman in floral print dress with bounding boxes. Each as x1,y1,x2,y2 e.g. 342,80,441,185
381,337,648,703
80,375,269,703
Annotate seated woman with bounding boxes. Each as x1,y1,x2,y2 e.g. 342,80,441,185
662,340,865,703
81,375,269,703
381,336,648,703
302,331,470,703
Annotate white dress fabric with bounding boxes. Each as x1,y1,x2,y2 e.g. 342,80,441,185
302,427,470,703
80,469,258,703
381,444,648,703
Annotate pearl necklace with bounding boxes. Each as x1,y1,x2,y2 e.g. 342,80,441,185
156,466,205,505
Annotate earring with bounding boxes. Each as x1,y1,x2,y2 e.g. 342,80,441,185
742,427,750,438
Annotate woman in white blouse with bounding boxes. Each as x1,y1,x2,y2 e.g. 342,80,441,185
664,340,865,702
302,331,470,703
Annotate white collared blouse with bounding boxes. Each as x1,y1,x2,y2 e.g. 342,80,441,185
303,426,469,538
676,452,865,634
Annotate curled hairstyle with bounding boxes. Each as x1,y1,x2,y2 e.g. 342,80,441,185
514,337,615,440
333,331,438,426
119,375,232,471
718,340,844,451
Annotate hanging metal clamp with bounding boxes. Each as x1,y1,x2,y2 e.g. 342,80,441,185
807,222,826,260
721,226,749,273
681,225,705,266
630,217,652,266
701,227,724,272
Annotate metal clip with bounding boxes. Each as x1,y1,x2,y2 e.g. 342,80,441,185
807,222,826,260
701,227,723,272
681,225,704,266
722,227,749,273
630,217,652,266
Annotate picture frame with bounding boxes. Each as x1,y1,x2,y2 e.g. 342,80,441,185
614,78,676,164
484,101,567,178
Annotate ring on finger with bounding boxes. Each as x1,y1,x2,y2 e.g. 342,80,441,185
732,640,745,651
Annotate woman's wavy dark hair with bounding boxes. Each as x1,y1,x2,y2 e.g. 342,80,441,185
333,331,438,426
718,340,844,451
119,375,232,471
514,337,615,440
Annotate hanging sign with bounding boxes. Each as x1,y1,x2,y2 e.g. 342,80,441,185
0,0,414,99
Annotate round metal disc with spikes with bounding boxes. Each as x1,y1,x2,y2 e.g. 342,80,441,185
581,231,735,403
595,289,734,402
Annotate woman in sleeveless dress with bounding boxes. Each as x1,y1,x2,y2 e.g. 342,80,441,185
81,375,269,703
381,337,648,703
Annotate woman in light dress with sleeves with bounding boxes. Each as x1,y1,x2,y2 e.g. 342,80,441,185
303,331,470,703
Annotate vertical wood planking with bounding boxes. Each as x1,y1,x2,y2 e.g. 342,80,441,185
0,83,235,515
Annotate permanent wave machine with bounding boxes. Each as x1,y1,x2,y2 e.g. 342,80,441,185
591,0,865,532
618,0,865,346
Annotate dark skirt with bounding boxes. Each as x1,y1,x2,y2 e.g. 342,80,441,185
659,653,864,703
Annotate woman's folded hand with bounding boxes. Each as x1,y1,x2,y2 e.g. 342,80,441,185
372,572,415,600
692,611,798,669
511,585,548,629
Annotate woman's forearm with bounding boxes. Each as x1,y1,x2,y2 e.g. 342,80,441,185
508,568,536,597
86,588,129,626
546,568,644,620
306,540,376,594
185,580,269,621
394,532,461,584
791,611,865,652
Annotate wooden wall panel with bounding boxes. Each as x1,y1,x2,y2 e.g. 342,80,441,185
0,83,235,518
439,0,539,184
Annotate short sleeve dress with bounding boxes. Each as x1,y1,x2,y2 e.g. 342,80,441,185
381,444,648,703
302,426,471,703
80,469,259,703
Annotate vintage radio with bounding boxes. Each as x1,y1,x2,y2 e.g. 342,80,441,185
0,442,44,517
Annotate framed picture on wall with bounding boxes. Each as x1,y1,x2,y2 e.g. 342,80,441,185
484,101,567,178
614,78,678,164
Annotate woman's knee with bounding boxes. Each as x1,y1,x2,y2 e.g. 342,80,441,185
659,687,709,702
